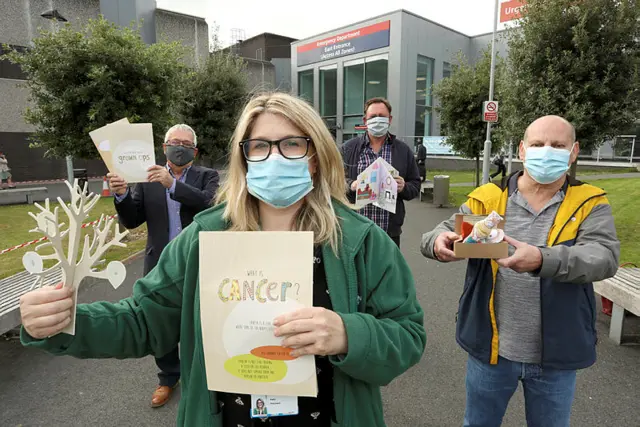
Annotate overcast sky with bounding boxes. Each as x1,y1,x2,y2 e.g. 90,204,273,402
157,0,512,47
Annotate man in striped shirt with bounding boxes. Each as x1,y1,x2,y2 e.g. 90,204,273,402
342,98,421,248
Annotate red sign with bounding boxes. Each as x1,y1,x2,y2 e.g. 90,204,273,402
355,124,367,134
500,0,527,23
483,101,499,123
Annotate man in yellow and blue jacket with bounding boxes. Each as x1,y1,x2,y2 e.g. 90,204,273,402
421,116,619,427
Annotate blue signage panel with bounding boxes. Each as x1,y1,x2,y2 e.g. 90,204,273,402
297,21,390,67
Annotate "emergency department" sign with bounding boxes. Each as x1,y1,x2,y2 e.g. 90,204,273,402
296,21,390,67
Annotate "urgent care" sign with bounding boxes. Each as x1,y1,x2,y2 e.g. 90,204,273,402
296,21,390,67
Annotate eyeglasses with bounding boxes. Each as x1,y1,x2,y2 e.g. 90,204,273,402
240,137,311,162
165,139,196,149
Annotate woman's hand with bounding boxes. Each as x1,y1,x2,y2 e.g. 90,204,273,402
273,307,348,358
20,283,74,339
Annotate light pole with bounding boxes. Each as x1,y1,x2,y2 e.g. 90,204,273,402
482,0,501,184
40,9,74,184
507,140,514,175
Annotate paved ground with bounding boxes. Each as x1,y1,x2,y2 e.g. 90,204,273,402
0,199,639,426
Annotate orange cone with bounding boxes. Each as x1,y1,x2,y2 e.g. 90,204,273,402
101,176,111,197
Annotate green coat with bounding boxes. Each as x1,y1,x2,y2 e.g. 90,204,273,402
22,201,426,426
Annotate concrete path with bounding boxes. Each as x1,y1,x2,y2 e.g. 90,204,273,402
0,200,639,426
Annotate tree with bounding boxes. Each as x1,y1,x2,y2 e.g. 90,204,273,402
433,50,505,186
502,0,640,174
180,52,248,163
209,20,222,52
2,17,187,159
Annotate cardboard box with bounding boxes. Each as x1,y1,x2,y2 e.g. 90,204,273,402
453,214,509,259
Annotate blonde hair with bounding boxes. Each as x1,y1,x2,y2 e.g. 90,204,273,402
216,92,351,252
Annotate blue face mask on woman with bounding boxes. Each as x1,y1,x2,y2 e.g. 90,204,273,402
524,144,575,184
246,154,314,208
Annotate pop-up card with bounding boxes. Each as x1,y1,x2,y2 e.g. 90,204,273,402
355,157,398,213
89,119,155,183
199,231,317,397
21,180,129,335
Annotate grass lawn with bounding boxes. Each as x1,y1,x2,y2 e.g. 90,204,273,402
428,166,637,185
0,197,147,280
597,179,640,265
446,178,640,265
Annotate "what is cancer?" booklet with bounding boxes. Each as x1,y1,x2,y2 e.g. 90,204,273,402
199,231,317,397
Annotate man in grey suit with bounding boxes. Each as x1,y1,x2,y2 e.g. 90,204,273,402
107,124,219,408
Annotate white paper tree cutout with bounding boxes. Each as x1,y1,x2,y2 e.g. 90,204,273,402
21,179,129,335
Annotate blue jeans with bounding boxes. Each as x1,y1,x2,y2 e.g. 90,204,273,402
464,355,577,427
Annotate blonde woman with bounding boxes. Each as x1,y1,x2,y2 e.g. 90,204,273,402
18,93,426,426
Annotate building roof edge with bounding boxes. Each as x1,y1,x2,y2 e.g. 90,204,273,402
155,7,207,22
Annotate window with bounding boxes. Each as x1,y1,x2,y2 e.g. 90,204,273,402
0,45,28,80
415,55,435,138
443,61,452,79
298,69,314,103
343,54,388,141
365,56,388,100
319,64,337,117
343,59,365,116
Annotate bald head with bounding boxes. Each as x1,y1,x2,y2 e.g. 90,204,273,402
523,116,576,148
519,115,579,168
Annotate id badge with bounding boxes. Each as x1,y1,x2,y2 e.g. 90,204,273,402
250,395,299,418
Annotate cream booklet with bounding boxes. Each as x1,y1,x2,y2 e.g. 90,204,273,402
89,119,156,183
199,231,317,397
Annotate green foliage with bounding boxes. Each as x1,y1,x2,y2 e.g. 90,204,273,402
2,17,187,159
180,53,248,161
502,0,640,151
433,50,506,160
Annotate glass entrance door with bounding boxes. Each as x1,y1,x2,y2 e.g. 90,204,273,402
320,64,338,142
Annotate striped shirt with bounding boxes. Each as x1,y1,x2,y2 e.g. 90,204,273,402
495,188,564,363
357,134,393,232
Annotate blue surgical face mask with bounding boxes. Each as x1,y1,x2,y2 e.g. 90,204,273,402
246,153,314,209
524,144,575,184
366,117,390,137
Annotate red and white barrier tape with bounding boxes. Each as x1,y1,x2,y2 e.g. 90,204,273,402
0,214,118,255
80,214,118,229
0,236,48,255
